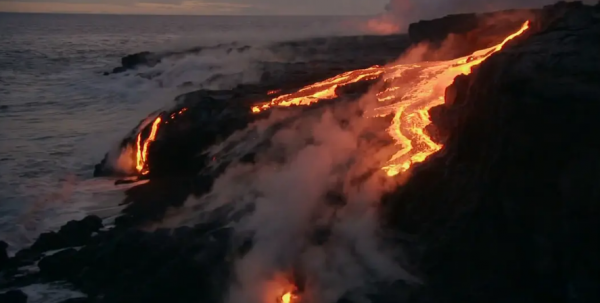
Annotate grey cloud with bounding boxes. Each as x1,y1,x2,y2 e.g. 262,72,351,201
8,0,391,15
385,0,596,24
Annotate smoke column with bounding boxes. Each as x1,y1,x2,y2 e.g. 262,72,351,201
371,0,591,33
179,93,418,303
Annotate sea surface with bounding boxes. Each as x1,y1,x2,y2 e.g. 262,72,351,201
0,13,377,252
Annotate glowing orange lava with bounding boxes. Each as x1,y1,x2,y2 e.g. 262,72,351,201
281,292,293,303
133,107,189,175
250,21,530,177
135,116,162,175
251,66,384,113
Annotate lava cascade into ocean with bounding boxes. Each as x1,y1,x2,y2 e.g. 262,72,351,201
125,21,531,303
252,20,530,177
134,107,188,175
131,20,528,179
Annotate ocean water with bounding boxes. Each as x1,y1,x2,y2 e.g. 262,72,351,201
0,13,376,251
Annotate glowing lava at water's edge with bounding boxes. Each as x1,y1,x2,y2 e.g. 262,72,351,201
252,21,530,177
134,108,188,175
131,21,529,180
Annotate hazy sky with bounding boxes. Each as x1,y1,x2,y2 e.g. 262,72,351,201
0,0,592,16
0,0,391,15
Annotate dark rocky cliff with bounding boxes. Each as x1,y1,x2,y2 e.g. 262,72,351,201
385,2,600,303
406,1,588,59
2,2,600,303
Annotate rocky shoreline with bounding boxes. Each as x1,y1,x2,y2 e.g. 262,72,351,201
3,2,600,303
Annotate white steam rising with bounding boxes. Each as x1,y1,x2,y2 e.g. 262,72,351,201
178,96,416,303
140,46,286,90
366,0,595,33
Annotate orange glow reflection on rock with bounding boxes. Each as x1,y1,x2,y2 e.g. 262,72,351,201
250,21,530,177
135,116,162,175
251,66,384,113
133,107,188,175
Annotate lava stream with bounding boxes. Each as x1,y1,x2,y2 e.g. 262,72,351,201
133,107,188,175
135,117,162,175
251,66,384,113
251,21,530,176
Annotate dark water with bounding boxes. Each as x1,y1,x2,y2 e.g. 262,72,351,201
0,13,375,248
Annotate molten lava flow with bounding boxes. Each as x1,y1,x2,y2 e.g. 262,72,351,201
135,116,162,175
250,21,530,176
263,275,299,303
281,292,294,303
133,107,188,175
251,66,384,113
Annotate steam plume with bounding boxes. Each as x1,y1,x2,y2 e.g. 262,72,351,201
370,0,593,33
179,93,416,302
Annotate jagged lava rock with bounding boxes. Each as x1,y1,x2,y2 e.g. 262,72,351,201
384,3,600,303
0,240,8,271
57,298,90,303
111,51,160,74
0,290,28,303
28,215,103,253
406,1,589,59
31,224,232,303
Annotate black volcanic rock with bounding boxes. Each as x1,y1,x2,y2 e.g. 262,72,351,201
0,240,8,271
28,215,103,253
407,10,530,59
0,290,27,303
408,13,479,44
111,51,160,74
30,232,69,253
58,215,103,246
38,248,81,280
28,224,231,303
5,3,596,303
406,1,588,59
384,3,600,303
57,298,91,303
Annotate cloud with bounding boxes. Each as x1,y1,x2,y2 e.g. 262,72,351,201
0,0,390,15
383,0,596,28
361,0,596,34
0,0,258,14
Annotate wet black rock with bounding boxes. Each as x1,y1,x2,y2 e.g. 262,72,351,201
30,232,68,253
12,248,42,267
114,51,160,73
57,298,91,303
30,224,231,303
58,216,103,245
0,290,28,303
406,1,588,59
38,248,81,280
0,241,8,271
29,215,103,253
407,9,531,59
408,13,479,44
384,3,600,303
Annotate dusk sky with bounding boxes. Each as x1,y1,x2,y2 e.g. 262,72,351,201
0,1,591,18
0,0,391,15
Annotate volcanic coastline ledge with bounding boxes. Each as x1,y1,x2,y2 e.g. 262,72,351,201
2,2,600,303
